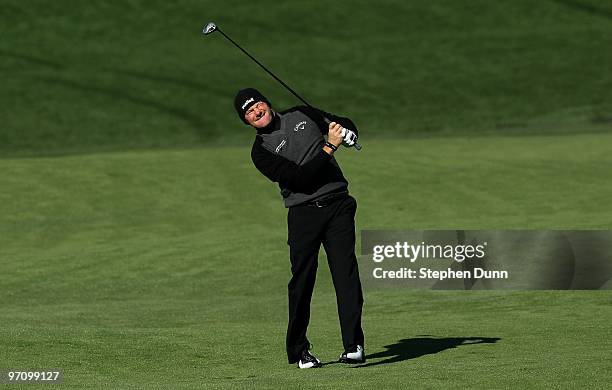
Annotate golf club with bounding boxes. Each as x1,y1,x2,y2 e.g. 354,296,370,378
203,22,362,151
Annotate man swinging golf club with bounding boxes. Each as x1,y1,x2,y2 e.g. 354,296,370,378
234,88,365,369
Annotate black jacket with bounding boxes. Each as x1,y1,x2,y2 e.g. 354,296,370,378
250,106,358,207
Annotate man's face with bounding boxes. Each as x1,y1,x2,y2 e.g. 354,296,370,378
244,101,273,128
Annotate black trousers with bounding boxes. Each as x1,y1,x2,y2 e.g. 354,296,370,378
285,194,364,363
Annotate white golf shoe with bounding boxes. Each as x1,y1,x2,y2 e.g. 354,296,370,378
298,349,322,369
339,345,365,363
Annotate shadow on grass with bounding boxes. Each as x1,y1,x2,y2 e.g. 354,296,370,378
551,0,612,20
38,76,212,139
0,49,63,70
348,335,500,368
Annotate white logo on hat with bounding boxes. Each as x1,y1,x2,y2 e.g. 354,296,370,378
241,98,255,110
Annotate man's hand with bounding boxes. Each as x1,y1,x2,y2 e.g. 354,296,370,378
341,128,357,147
327,122,344,147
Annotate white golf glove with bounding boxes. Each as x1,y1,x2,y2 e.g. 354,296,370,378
340,128,357,147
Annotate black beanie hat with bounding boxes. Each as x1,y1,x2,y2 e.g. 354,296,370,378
234,88,270,124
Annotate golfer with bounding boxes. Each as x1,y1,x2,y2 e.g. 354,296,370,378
234,88,365,369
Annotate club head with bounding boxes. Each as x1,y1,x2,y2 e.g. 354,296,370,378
203,22,217,35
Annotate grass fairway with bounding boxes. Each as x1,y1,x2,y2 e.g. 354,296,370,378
2,0,612,156
2,134,611,388
2,1,612,387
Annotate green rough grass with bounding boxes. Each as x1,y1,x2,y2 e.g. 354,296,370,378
2,0,612,156
2,0,612,387
1,134,611,388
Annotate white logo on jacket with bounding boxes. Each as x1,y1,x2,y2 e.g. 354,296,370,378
294,121,307,132
275,139,287,153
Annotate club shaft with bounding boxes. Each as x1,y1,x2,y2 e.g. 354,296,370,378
216,27,313,107
215,26,362,151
